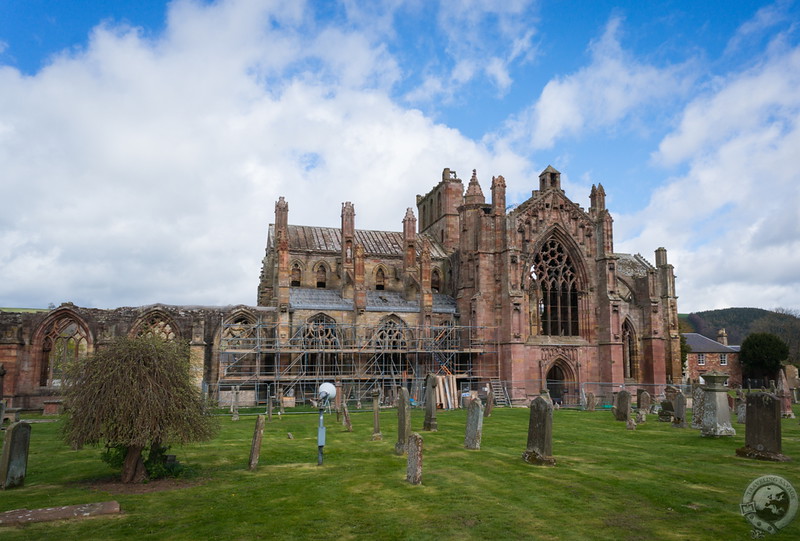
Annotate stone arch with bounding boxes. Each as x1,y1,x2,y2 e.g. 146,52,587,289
526,226,589,337
131,309,181,341
313,261,329,288
32,308,92,389
301,313,344,377
373,315,411,377
374,265,388,290
290,259,306,287
545,358,578,406
622,318,640,381
431,268,441,293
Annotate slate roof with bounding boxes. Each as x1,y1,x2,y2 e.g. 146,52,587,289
682,333,738,353
269,225,449,259
289,288,457,314
615,253,655,278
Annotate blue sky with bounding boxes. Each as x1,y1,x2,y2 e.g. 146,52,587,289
1,0,799,313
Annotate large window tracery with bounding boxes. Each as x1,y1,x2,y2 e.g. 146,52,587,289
531,238,580,336
39,315,89,387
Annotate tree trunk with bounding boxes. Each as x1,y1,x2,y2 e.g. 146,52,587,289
121,445,147,483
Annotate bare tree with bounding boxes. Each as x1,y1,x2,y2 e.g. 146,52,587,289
62,335,218,483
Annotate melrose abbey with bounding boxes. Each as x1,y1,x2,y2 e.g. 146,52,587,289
0,166,681,409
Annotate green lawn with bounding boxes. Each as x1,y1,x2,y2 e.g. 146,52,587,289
1,406,798,540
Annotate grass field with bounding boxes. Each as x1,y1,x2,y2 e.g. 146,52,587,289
1,405,798,540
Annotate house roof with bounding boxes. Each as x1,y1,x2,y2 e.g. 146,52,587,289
683,333,738,353
269,225,449,259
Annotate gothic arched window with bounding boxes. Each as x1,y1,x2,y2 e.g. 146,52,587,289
40,315,89,387
291,263,302,287
531,238,580,336
135,313,177,340
375,267,386,290
622,320,639,380
431,269,441,293
316,264,327,288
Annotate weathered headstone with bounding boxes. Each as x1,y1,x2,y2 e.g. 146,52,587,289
277,387,285,414
406,433,423,485
0,422,31,489
691,384,705,429
635,410,646,424
248,415,265,471
395,387,411,455
701,372,735,437
423,374,438,431
371,389,382,441
735,392,790,461
522,397,555,466
658,400,674,422
612,390,631,422
483,386,494,418
231,385,240,421
266,391,273,422
464,396,484,450
341,401,353,432
779,370,796,419
540,389,553,405
626,418,637,430
672,391,687,428
664,385,678,405
638,391,652,413
585,392,595,411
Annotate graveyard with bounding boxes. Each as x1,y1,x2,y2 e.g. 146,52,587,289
0,402,798,540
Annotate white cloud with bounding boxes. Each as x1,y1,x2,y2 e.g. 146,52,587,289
617,44,800,312
502,16,694,150
0,0,532,309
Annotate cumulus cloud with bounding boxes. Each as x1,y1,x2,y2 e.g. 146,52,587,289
617,43,800,312
501,16,693,150
0,0,532,309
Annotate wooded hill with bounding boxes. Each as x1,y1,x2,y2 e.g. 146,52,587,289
679,307,800,365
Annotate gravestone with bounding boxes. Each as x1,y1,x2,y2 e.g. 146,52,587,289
701,372,735,437
371,390,382,441
423,374,438,431
638,391,652,414
735,389,746,424
672,391,687,428
231,386,240,421
406,433,423,485
735,392,790,461
0,401,5,428
635,410,646,424
691,385,705,429
658,400,674,422
395,387,411,455
266,391,273,422
522,397,556,466
612,390,631,422
341,401,353,432
664,385,678,404
585,392,595,412
483,386,494,418
248,415,265,471
0,421,31,489
540,389,553,405
464,396,484,450
626,418,636,430
277,387,285,414
779,370,796,419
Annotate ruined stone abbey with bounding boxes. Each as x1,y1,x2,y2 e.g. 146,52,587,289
0,166,681,408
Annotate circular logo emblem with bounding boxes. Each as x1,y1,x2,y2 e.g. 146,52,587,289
741,476,798,535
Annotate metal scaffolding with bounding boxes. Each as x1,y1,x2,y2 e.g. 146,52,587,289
215,317,496,406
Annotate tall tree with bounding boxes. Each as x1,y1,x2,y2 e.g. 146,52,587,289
739,332,789,382
62,335,218,482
